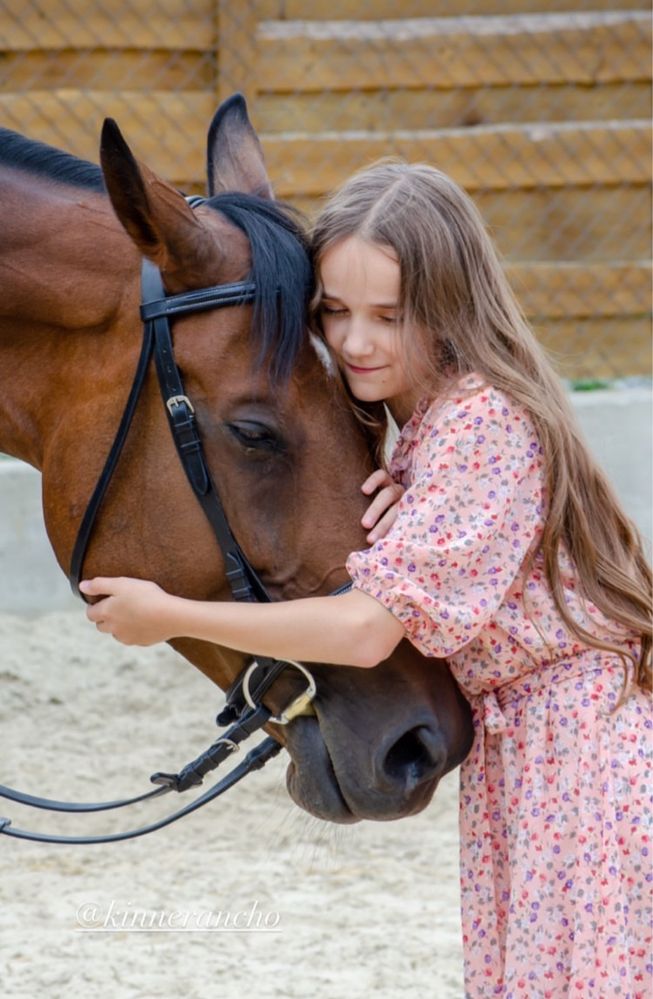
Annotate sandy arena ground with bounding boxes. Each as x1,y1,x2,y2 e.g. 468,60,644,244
0,610,463,999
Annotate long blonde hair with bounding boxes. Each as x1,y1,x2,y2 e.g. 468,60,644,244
311,161,652,693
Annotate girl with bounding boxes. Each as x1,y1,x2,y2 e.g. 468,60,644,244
81,162,652,998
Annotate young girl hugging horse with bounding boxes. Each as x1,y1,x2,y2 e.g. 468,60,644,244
82,161,652,999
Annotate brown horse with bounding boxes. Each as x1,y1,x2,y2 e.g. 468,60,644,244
0,97,472,824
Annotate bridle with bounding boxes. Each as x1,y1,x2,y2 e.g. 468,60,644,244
0,205,342,844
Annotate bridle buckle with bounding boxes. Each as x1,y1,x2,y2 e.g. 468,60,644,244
166,394,195,415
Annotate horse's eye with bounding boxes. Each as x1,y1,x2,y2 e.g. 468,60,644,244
227,421,283,452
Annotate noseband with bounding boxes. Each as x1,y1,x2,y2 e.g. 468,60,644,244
0,215,344,845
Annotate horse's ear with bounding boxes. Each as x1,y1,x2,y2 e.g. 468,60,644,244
100,118,220,281
207,93,274,200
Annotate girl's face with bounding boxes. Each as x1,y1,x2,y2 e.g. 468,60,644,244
318,235,421,425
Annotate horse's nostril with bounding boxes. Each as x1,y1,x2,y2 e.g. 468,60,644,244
382,726,444,788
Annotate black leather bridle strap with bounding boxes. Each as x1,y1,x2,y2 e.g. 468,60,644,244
68,321,155,597
141,259,269,605
140,280,256,320
0,702,272,815
0,737,281,845
0,779,170,814
150,704,272,792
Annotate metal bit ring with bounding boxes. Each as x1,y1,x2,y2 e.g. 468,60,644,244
241,660,317,726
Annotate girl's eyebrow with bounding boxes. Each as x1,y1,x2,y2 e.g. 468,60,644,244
321,292,400,309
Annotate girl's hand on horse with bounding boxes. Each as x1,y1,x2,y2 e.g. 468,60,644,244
360,469,404,543
80,577,174,646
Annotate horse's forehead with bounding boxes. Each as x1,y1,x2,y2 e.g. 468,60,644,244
199,207,251,274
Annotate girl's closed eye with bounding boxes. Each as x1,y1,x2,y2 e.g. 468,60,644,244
321,304,348,317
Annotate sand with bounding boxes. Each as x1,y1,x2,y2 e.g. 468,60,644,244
0,610,463,999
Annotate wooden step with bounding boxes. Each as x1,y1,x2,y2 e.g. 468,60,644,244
3,0,645,47
258,1,649,19
477,186,651,263
516,263,651,379
3,10,650,91
260,121,651,197
0,0,214,49
258,12,652,91
255,81,652,132
506,262,651,319
2,53,648,130
0,50,215,91
0,90,212,177
534,316,650,379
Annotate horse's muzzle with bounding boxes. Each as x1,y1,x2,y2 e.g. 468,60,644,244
283,713,447,823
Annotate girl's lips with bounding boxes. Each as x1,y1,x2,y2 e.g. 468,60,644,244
345,363,386,375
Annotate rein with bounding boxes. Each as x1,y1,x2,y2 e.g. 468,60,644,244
0,226,330,845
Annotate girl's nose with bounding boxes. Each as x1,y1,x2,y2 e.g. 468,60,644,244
342,318,374,358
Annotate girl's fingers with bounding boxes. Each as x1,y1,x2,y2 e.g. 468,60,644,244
86,597,110,622
361,492,389,529
367,507,401,543
81,578,171,646
361,483,404,531
360,469,393,495
79,577,119,596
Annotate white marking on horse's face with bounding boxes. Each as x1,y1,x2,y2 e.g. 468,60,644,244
309,332,335,375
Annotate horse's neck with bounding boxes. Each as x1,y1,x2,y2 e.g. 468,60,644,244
0,174,137,467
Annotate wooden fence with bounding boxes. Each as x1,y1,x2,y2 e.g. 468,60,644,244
0,0,651,377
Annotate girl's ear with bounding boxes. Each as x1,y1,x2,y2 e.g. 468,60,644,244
206,93,274,200
100,117,225,283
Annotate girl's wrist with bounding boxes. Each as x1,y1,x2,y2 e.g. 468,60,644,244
162,593,197,640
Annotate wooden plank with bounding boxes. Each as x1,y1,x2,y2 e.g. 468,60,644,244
0,91,215,181
258,0,648,18
0,51,214,90
258,13,652,92
260,121,652,197
0,0,215,50
534,316,651,379
254,82,653,132
292,185,652,262
506,263,652,319
216,0,258,108
475,186,652,262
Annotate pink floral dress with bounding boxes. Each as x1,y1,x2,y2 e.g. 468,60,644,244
346,375,652,998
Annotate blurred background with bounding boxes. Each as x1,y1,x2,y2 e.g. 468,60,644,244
0,0,651,381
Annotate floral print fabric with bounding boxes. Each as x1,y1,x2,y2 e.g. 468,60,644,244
346,376,652,998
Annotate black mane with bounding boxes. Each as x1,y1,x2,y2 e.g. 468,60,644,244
207,192,313,383
0,128,312,380
0,127,105,191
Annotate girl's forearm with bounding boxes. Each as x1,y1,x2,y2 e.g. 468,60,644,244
80,576,405,666
164,588,403,667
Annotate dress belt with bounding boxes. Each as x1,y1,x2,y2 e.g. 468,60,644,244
473,651,627,736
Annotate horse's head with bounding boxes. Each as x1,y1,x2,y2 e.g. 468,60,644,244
20,99,473,823
96,96,382,637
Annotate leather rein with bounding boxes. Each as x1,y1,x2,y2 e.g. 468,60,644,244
0,224,333,845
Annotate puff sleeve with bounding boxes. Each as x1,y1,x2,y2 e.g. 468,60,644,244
346,386,546,658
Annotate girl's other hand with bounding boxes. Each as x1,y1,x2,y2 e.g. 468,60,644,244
79,576,175,646
360,469,404,544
